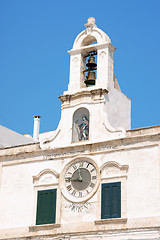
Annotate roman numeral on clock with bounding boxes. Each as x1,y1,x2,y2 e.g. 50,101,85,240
92,175,97,180
86,189,90,194
72,165,77,170
65,178,70,183
90,182,95,188
79,192,82,197
71,190,76,196
79,162,84,167
86,163,90,168
67,185,72,191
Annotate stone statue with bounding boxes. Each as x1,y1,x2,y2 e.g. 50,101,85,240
75,116,89,141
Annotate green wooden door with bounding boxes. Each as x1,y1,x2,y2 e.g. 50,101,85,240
36,189,57,225
101,182,121,219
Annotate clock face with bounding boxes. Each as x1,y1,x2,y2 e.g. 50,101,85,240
64,160,98,200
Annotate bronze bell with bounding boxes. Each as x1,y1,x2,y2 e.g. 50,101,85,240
86,56,97,68
85,70,96,85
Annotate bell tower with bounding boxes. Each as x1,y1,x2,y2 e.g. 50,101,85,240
40,17,131,150
67,17,115,93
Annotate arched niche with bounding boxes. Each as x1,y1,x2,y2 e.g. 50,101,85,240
72,107,89,142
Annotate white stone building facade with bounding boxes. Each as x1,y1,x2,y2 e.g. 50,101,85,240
0,17,160,240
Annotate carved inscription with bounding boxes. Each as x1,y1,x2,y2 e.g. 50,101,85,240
42,145,119,160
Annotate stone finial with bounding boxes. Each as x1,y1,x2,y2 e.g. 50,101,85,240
84,17,97,29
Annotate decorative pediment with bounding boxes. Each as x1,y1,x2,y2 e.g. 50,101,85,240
100,161,128,179
72,17,111,50
33,169,59,186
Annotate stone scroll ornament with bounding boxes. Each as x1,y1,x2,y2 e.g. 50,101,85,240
75,116,89,141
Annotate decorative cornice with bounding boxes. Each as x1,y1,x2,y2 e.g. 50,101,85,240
0,135,160,165
68,43,116,56
0,126,160,160
59,88,108,105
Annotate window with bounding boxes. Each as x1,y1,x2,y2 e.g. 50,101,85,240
101,182,121,219
36,189,57,225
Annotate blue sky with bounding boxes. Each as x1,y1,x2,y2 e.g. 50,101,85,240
0,0,160,136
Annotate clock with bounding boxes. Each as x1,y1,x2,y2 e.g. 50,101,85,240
61,158,100,202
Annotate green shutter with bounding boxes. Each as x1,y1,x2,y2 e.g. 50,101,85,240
101,182,121,219
112,183,121,218
36,189,57,225
101,184,111,218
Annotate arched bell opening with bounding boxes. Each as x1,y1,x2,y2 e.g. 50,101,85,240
72,108,89,142
83,52,97,87
81,35,98,87
81,36,97,47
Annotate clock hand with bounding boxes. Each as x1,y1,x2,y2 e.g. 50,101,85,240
78,168,83,181
65,177,81,181
81,179,90,183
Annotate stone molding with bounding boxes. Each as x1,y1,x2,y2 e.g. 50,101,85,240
1,221,160,240
103,122,126,135
95,218,127,225
33,169,59,186
100,161,128,176
41,129,61,146
68,43,116,56
59,88,108,108
0,137,160,163
29,223,61,231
